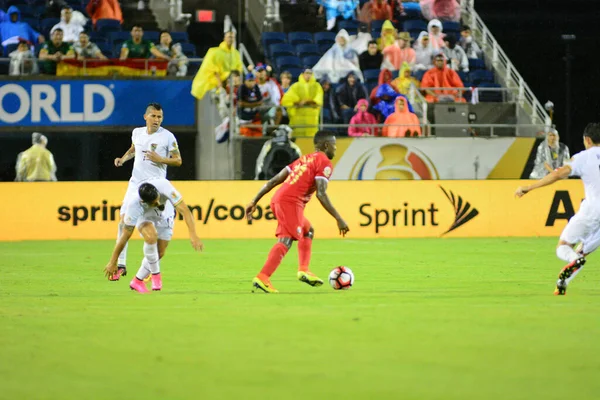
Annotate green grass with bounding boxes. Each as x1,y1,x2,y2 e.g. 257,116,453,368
1,238,599,400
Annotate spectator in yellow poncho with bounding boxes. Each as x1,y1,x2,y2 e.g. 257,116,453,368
378,20,397,50
15,132,57,182
392,62,421,96
281,69,324,137
191,31,243,100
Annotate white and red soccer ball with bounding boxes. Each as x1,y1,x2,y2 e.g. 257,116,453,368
329,266,354,290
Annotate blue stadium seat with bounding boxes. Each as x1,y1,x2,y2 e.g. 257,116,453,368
338,19,360,32
187,60,201,76
18,6,35,18
22,17,40,31
287,68,304,81
314,31,336,46
458,70,468,83
269,43,295,59
468,58,486,70
108,31,130,45
403,20,427,34
288,31,313,46
170,32,189,43
296,43,319,57
301,55,320,68
275,55,302,71
413,69,426,82
89,32,108,44
144,31,160,43
95,42,111,57
261,31,286,50
95,18,121,33
371,30,381,39
469,70,494,85
180,42,196,57
363,69,380,84
40,17,60,34
370,20,385,34
32,4,46,16
478,82,503,102
409,31,419,41
442,21,461,35
366,81,377,94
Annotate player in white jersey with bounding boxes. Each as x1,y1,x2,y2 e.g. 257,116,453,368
111,102,182,281
103,179,203,293
516,123,600,295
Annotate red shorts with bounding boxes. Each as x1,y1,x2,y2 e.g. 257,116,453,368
271,201,310,240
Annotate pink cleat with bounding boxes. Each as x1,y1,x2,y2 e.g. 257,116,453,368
129,278,149,293
109,265,127,281
151,273,162,291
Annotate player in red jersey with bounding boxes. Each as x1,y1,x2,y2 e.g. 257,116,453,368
245,130,349,293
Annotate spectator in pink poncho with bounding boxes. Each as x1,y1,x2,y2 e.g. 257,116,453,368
348,99,378,137
382,31,416,70
421,0,461,23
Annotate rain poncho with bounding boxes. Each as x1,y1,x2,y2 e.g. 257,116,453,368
349,31,372,55
348,99,378,137
441,34,468,72
529,130,570,179
370,69,399,104
373,84,402,119
358,0,393,24
318,0,359,30
382,96,422,137
421,0,461,22
427,19,445,51
0,6,41,53
281,72,324,137
50,9,86,43
414,31,435,71
334,71,369,113
191,40,243,100
378,20,396,50
392,62,421,96
421,55,465,102
382,39,416,70
313,29,363,83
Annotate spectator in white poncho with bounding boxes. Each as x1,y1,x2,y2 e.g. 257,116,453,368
312,29,363,83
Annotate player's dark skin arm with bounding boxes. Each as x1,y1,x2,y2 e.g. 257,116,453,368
103,225,134,278
245,168,289,221
316,178,349,236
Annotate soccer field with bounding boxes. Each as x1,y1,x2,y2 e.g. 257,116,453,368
1,238,599,400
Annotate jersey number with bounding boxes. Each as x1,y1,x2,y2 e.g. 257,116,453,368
289,163,308,185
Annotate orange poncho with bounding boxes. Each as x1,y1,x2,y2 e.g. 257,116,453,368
382,97,422,137
420,63,464,102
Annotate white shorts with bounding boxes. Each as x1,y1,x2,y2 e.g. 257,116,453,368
136,213,175,241
560,200,600,244
120,182,138,216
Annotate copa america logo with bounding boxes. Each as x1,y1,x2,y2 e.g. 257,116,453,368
348,144,440,180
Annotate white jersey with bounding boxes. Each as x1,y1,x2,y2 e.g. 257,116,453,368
257,79,282,107
123,178,183,228
568,147,600,205
130,127,179,185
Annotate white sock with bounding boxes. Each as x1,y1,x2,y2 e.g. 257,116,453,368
135,258,151,281
117,222,128,266
144,242,160,274
556,245,579,263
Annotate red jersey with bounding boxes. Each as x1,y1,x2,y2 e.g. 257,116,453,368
272,151,333,206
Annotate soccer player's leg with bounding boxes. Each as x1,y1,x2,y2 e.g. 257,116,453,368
129,221,160,293
297,218,323,287
555,213,588,295
112,186,136,280
252,202,297,293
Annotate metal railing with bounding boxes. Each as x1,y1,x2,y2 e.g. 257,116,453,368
461,0,551,126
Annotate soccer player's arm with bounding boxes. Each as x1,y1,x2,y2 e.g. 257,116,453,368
104,221,135,278
245,167,290,221
115,143,135,167
174,198,204,252
515,164,572,197
316,176,349,236
162,137,182,167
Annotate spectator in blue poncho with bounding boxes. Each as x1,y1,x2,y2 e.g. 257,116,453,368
0,6,44,54
373,83,414,120
317,0,359,31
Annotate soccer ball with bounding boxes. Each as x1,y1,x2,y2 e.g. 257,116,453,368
329,266,354,290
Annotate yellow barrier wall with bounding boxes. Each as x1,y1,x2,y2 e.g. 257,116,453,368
2,180,584,241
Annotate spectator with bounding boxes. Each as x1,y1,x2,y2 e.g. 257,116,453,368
86,0,123,28
382,31,416,70
334,71,369,124
313,29,362,83
427,19,445,51
0,8,6,22
373,83,401,120
9,39,38,75
442,34,468,72
421,53,465,102
370,69,399,105
39,28,75,75
320,75,338,123
358,0,393,25
349,24,372,55
379,20,397,50
529,128,570,179
359,40,383,71
51,7,84,43
191,31,243,100
317,0,359,31
239,73,263,121
349,99,378,137
280,71,292,94
120,25,169,61
281,69,324,137
392,62,420,96
15,133,57,182
156,31,188,76
421,0,461,22
0,6,44,55
382,96,422,137
413,32,434,71
255,64,284,125
459,25,482,58
73,31,107,59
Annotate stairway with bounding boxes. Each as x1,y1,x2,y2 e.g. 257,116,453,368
120,0,160,31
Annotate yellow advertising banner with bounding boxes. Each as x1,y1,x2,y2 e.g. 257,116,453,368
1,180,584,241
